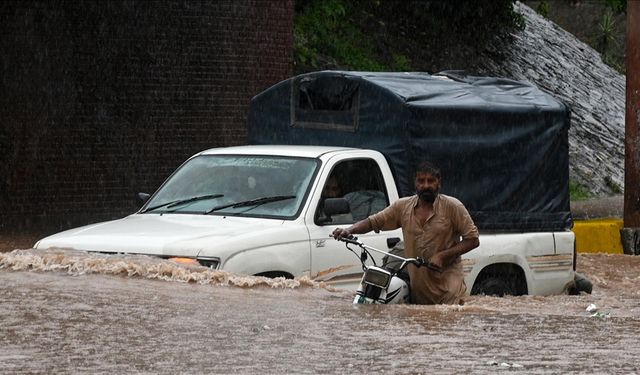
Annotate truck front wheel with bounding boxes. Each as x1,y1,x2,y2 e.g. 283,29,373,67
255,271,294,279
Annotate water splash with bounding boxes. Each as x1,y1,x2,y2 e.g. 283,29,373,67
0,248,329,290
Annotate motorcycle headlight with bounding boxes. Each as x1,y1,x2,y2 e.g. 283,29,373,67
363,267,391,289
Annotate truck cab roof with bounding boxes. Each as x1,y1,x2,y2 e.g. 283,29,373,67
197,145,370,159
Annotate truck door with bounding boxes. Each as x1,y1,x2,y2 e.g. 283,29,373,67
307,157,402,290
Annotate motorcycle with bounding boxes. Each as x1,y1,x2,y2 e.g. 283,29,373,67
333,235,442,304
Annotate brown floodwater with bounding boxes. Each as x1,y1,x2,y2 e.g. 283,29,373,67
1,248,639,374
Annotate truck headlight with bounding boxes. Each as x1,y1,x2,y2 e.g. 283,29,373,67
197,256,220,269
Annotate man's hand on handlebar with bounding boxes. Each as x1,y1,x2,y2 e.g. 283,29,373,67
412,257,442,272
428,252,445,271
331,218,373,241
332,227,352,240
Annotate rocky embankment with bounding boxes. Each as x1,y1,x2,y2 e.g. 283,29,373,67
570,195,623,220
477,2,625,196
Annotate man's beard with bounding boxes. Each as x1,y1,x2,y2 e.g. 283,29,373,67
417,188,438,203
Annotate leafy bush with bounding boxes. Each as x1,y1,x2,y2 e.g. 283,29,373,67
570,181,592,201
536,1,550,17
294,0,523,74
294,0,387,72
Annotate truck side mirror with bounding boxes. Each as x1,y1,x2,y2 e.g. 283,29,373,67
387,237,401,249
137,192,151,205
323,198,350,216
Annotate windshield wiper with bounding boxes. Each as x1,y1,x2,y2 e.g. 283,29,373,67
206,195,296,214
141,194,224,213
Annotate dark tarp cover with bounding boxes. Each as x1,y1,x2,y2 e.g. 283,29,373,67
248,71,572,232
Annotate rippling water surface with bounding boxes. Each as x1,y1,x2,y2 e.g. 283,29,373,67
1,248,639,374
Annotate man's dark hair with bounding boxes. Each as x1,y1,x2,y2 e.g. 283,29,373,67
415,161,441,179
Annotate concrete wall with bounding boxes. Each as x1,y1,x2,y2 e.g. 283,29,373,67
573,219,624,254
0,1,294,232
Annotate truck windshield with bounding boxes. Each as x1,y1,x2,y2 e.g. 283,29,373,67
142,155,319,219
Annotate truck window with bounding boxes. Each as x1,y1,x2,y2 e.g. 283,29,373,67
315,159,389,225
144,155,318,219
291,76,360,132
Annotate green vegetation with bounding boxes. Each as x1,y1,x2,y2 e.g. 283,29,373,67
529,0,626,74
569,181,592,201
536,0,550,18
294,0,407,72
294,0,523,74
595,9,624,73
604,0,626,14
604,176,623,194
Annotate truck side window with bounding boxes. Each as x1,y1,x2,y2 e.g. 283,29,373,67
291,76,360,132
315,159,389,225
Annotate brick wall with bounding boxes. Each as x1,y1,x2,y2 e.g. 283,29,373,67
0,0,294,232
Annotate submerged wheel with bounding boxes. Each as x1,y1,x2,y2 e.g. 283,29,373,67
470,263,527,297
471,276,515,297
255,271,294,279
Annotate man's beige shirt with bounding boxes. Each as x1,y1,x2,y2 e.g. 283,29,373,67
368,194,479,304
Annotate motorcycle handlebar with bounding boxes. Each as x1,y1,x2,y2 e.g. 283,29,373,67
332,234,362,245
405,257,441,272
332,235,442,273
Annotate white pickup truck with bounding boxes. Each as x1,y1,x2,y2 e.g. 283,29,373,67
35,144,576,296
36,70,582,296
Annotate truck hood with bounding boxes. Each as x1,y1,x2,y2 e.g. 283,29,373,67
34,213,299,259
